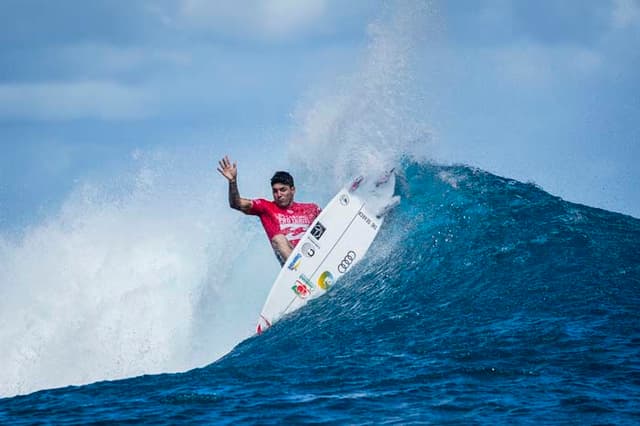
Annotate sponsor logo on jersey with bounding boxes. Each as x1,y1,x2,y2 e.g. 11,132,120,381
276,214,314,225
282,226,307,238
317,271,334,290
337,250,357,273
310,222,326,240
301,242,316,257
287,253,302,271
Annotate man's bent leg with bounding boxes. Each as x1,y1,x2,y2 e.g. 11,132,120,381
271,234,293,266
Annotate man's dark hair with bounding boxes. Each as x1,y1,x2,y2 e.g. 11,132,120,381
271,171,294,187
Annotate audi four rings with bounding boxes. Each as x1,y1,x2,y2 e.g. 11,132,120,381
337,250,357,273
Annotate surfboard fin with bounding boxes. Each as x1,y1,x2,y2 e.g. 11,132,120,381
349,175,365,192
375,168,395,187
375,196,400,219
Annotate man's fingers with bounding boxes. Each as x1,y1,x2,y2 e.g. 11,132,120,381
216,157,237,182
219,156,235,169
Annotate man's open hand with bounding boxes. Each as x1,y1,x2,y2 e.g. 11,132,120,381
217,156,238,182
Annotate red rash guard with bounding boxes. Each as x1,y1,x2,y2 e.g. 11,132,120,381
248,199,321,248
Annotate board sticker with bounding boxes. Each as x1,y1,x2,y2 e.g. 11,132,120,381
337,250,357,274
317,271,334,290
301,242,316,257
287,253,302,271
310,222,326,240
298,274,314,289
292,281,311,298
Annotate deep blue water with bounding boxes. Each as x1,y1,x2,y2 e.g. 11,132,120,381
2,162,639,424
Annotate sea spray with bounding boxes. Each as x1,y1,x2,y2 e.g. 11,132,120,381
0,147,278,397
287,1,437,193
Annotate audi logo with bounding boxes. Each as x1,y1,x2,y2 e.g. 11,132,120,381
337,250,357,273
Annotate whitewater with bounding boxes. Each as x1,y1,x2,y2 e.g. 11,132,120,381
2,3,639,424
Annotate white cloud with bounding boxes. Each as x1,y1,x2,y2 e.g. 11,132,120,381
60,44,192,75
262,0,327,37
175,0,329,40
486,43,603,90
612,0,640,29
0,81,154,121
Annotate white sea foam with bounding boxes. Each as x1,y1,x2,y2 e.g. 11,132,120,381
0,148,280,397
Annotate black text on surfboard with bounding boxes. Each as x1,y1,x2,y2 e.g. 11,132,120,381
357,211,378,230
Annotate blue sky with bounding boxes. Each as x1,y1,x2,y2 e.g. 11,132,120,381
1,0,639,228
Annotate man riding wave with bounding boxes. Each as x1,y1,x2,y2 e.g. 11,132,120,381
217,155,321,265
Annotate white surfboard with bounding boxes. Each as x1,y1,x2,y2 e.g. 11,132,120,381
256,170,398,334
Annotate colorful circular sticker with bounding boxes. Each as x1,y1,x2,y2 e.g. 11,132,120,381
317,271,334,290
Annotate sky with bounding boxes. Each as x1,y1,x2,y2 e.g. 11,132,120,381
1,0,639,228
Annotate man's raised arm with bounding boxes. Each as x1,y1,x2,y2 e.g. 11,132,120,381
217,155,252,213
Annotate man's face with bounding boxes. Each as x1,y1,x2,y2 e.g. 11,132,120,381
272,183,295,208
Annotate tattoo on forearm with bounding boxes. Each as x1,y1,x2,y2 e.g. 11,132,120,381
229,181,241,207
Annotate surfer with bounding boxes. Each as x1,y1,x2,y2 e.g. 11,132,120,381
217,155,321,265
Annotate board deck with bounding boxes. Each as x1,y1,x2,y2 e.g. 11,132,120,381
256,171,397,334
